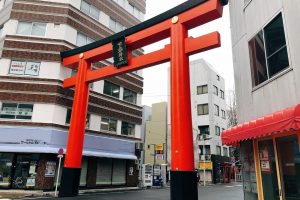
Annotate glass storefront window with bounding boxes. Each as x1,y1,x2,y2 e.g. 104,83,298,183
240,141,258,200
276,135,300,199
258,140,280,200
0,153,13,188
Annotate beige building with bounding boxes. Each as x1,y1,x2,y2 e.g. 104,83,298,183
144,102,168,166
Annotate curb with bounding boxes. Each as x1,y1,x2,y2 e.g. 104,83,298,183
0,187,141,198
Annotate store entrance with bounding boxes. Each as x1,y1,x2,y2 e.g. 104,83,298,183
258,135,300,200
276,135,300,200
11,154,38,189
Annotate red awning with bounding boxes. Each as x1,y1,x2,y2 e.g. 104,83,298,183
222,104,300,145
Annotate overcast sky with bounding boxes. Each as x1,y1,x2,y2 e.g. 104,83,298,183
141,0,234,106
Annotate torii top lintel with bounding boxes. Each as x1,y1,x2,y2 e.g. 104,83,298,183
61,0,228,88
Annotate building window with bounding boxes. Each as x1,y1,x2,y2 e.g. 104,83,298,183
223,147,228,157
199,145,211,155
109,18,125,33
9,60,40,76
213,85,218,96
220,90,225,99
199,125,209,135
0,103,33,120
197,85,208,95
216,145,221,156
121,121,135,136
197,104,209,115
100,117,117,132
214,104,219,116
221,109,226,119
126,3,142,19
215,126,221,136
80,0,100,20
103,80,120,98
66,109,90,128
249,13,289,87
17,21,46,36
123,88,137,104
76,32,94,47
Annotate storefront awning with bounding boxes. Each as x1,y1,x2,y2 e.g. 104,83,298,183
222,104,300,145
0,145,137,160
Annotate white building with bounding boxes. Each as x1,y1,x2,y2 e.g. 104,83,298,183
189,59,228,158
167,59,229,183
224,0,300,199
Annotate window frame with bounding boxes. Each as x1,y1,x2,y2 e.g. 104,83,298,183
103,80,120,98
215,126,221,136
16,21,46,37
121,121,135,136
100,117,117,133
76,32,94,47
197,85,208,95
248,12,290,87
214,104,219,116
0,102,34,120
197,104,209,116
213,85,218,96
221,109,226,119
220,90,225,99
80,0,100,20
123,88,137,104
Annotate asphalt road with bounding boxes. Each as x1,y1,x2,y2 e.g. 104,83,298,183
27,183,243,200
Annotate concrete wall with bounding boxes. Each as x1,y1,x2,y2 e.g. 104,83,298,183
229,0,300,123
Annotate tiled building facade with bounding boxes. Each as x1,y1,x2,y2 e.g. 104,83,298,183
0,0,145,190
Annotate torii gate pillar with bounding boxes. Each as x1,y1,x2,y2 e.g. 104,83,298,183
170,21,197,199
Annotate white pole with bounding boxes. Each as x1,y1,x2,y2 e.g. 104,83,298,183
55,156,62,197
203,139,206,187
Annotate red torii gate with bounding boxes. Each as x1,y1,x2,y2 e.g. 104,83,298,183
59,0,228,199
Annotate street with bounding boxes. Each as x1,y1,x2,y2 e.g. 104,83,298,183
25,184,243,200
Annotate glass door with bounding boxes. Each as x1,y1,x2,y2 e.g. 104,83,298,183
276,135,300,200
258,140,281,200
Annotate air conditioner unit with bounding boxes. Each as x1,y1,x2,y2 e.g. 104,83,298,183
205,155,211,161
200,155,205,161
135,142,144,150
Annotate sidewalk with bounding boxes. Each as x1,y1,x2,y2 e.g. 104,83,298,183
0,187,140,199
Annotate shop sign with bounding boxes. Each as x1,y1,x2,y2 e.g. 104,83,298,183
199,161,213,170
9,61,26,75
45,161,56,177
155,144,164,151
129,167,134,176
26,178,35,187
112,37,128,68
259,146,271,173
156,154,164,161
9,61,40,76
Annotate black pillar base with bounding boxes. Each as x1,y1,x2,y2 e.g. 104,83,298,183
171,171,198,200
58,167,81,197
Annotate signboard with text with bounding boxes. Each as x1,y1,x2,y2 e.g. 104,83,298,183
9,61,40,76
112,37,128,68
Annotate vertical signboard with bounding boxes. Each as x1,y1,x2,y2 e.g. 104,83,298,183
112,37,128,68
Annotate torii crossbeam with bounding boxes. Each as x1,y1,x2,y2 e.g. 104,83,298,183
59,0,228,199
